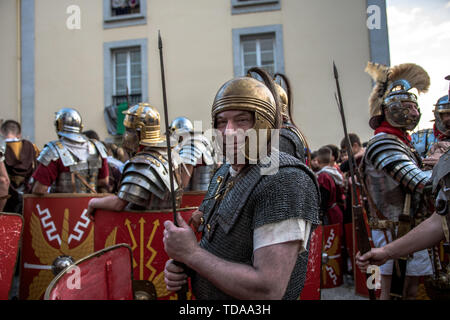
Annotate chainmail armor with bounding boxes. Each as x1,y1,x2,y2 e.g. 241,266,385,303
279,126,306,164
193,152,320,299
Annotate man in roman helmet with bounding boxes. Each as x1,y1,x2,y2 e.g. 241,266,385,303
357,147,450,299
87,102,182,215
362,62,434,299
32,108,109,194
411,75,450,165
169,116,216,191
163,69,320,299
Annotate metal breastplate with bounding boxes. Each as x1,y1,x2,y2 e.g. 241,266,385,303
118,149,182,210
363,133,430,221
177,133,215,166
188,165,214,191
50,140,104,193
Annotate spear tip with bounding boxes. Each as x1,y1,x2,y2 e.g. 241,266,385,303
333,61,338,79
158,30,162,49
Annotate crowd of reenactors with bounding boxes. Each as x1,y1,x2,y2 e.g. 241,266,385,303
1,61,450,300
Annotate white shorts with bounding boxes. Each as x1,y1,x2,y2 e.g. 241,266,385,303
372,229,433,276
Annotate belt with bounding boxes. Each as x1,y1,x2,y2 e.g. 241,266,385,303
369,219,398,230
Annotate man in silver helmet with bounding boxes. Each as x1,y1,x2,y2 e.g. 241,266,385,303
169,116,216,191
32,108,109,194
363,62,434,300
357,147,450,299
163,69,320,300
411,75,450,166
87,102,182,215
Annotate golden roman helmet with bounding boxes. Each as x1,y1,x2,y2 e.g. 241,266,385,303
122,102,174,148
212,77,278,131
211,76,279,162
274,83,289,119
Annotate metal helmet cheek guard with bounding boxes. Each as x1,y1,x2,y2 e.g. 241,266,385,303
383,79,421,130
211,77,278,162
54,108,86,143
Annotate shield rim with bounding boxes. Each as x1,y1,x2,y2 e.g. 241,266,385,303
44,243,134,300
0,212,24,299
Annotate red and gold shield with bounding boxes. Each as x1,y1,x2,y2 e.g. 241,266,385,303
180,191,206,208
45,244,134,300
321,223,343,288
0,213,23,300
94,207,197,300
20,193,110,300
300,225,322,300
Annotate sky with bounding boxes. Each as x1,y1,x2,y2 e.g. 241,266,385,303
386,0,450,131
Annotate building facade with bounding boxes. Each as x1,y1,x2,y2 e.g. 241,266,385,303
0,0,389,150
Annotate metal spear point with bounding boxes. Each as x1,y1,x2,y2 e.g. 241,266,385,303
333,61,376,300
158,30,178,225
158,30,188,301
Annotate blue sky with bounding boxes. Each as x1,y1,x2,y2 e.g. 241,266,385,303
386,0,450,130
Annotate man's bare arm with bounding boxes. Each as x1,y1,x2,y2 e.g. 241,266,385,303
164,213,301,300
87,195,128,220
357,213,445,269
32,181,49,195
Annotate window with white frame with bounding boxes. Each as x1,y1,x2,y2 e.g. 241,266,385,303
232,25,284,77
231,0,280,15
241,33,275,76
112,47,142,106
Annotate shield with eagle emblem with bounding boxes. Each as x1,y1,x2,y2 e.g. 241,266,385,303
94,207,197,300
20,193,111,300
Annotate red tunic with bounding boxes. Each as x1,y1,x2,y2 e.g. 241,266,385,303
317,171,344,227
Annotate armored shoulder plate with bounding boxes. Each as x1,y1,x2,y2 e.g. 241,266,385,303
37,141,61,166
118,150,179,207
365,133,431,193
90,139,108,159
178,134,214,166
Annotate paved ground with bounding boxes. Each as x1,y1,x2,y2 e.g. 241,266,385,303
321,285,368,300
320,276,368,300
